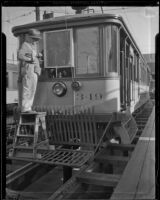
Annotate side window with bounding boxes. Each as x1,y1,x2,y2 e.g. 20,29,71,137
134,53,138,82
75,27,99,76
140,60,142,83
147,69,150,85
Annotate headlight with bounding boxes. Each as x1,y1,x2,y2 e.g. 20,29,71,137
52,82,67,97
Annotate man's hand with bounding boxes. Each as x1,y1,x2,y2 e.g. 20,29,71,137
25,53,35,63
37,53,43,58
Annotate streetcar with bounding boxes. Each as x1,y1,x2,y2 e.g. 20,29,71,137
12,13,151,143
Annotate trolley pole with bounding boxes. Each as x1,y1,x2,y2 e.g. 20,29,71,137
35,7,40,21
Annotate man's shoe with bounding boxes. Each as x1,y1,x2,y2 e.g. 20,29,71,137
21,110,37,113
27,110,37,113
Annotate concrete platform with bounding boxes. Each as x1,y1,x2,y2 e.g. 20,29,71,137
111,106,155,200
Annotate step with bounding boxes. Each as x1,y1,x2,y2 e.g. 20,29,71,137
76,172,121,187
135,118,148,120
19,123,39,126
13,146,34,149
17,135,34,138
136,121,147,124
35,140,49,147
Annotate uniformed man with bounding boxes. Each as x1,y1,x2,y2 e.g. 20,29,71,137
18,29,42,113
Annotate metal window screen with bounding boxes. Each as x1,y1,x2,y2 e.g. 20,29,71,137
45,30,71,67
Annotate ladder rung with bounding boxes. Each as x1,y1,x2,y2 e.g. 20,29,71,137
20,123,38,125
35,140,49,147
13,146,33,149
17,135,34,137
11,112,49,157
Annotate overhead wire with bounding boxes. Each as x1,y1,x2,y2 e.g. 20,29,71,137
4,6,155,62
3,6,144,23
3,9,35,23
121,7,140,45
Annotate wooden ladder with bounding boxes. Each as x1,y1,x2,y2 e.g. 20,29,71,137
10,112,49,158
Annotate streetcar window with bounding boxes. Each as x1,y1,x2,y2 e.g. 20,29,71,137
137,56,139,82
134,53,138,82
75,27,99,75
147,69,150,85
141,63,146,84
105,25,118,73
44,29,73,68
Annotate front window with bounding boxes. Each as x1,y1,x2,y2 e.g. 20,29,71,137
76,27,99,76
44,29,73,68
105,25,118,73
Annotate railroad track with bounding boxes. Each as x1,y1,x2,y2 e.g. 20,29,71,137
6,100,154,200
48,100,155,200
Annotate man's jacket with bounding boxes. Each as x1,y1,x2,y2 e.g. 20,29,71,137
18,42,41,76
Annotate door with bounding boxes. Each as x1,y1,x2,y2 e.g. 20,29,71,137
120,50,126,110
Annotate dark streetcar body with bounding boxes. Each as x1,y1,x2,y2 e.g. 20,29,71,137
12,13,151,144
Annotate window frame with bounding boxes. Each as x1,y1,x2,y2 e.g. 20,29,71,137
43,29,74,68
74,25,101,77
104,24,119,74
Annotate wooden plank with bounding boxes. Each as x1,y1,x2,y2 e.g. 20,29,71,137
84,110,90,144
76,172,121,187
53,114,59,143
73,113,79,141
91,109,98,145
76,114,83,144
57,114,63,142
88,109,94,145
111,107,155,200
65,112,71,143
79,112,86,144
61,114,67,142
134,124,155,199
52,115,58,142
68,112,74,142
107,143,135,151
95,154,130,164
6,163,38,185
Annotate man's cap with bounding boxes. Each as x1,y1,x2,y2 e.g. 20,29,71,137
28,29,41,40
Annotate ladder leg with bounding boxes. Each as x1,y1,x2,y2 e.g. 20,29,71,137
40,116,50,149
9,112,48,159
12,116,22,156
33,117,39,158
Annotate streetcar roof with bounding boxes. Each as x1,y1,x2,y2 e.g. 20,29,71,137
12,13,149,69
12,13,122,35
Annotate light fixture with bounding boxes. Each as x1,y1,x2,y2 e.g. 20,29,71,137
52,82,67,97
71,81,82,91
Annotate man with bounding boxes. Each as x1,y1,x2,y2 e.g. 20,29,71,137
18,29,42,113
